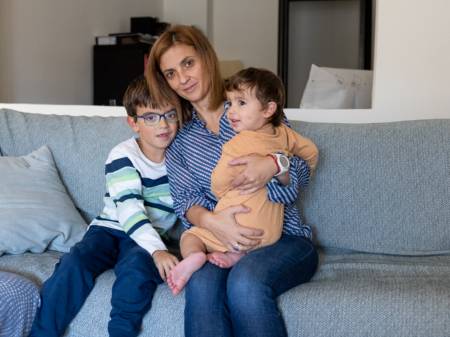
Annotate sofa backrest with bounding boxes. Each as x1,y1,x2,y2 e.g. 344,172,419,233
1,108,449,256
291,119,450,255
0,109,133,222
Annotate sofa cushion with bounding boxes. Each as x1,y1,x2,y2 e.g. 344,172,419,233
0,109,134,222
292,119,450,255
282,253,450,337
0,146,86,255
1,252,449,337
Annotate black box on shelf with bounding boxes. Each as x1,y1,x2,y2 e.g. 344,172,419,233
130,16,170,36
131,17,158,35
93,43,152,106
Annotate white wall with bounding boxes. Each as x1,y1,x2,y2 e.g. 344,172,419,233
162,0,209,37
289,0,450,119
210,0,278,73
161,0,278,72
211,0,278,72
0,0,162,104
207,0,450,118
371,0,450,116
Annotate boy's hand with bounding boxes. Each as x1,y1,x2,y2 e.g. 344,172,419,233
152,250,179,281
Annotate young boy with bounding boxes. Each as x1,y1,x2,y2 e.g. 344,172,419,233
167,67,318,295
30,75,180,337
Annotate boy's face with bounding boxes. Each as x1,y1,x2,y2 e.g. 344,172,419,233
128,104,178,159
226,86,276,133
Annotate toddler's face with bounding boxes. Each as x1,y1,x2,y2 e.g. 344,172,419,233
226,87,271,133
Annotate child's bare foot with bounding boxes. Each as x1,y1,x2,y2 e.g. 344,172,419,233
207,251,245,268
167,252,207,295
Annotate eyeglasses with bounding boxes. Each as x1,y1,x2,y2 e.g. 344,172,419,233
135,109,178,126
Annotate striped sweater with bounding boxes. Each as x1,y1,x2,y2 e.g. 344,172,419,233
90,138,177,255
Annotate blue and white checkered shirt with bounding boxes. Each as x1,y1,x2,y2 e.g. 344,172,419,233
0,272,40,337
166,106,312,240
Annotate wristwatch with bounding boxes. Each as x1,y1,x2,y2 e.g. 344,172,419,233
268,153,290,176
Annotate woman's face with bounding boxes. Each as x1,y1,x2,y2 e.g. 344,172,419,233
159,44,209,106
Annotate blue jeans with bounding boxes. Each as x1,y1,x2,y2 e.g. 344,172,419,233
30,226,163,337
185,234,318,337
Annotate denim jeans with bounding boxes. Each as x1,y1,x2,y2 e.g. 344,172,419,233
30,226,163,337
184,234,318,337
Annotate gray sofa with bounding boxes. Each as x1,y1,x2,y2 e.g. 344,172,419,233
0,108,449,337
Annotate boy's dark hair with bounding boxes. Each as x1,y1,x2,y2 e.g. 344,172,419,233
123,75,159,119
224,67,286,126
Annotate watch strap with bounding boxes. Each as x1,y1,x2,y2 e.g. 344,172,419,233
267,153,281,175
273,152,289,176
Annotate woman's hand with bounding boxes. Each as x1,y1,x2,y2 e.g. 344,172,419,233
207,205,264,252
229,153,278,195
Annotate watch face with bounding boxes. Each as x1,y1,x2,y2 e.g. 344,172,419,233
279,155,290,168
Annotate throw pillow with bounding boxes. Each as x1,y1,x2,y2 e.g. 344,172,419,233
300,64,373,109
0,146,86,255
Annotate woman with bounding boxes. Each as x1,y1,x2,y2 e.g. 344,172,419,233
147,25,318,337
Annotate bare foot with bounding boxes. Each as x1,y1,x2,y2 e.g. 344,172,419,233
207,251,245,269
167,252,207,295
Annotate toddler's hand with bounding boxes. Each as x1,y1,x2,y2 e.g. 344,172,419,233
152,250,179,281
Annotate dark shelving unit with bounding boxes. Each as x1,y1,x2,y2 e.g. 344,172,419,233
93,43,152,106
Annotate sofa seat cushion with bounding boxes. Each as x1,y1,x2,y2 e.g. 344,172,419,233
282,252,450,337
0,251,61,284
2,252,449,337
0,251,184,337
